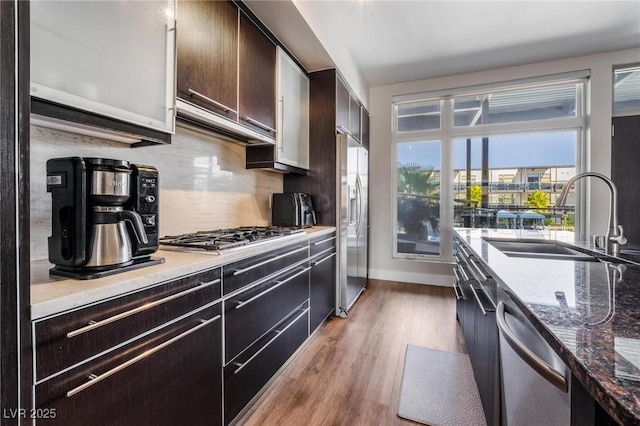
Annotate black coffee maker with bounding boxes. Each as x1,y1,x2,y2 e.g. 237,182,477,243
47,157,163,279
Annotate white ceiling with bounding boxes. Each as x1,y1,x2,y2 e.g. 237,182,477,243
247,0,640,89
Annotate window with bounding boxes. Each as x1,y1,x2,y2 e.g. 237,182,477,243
395,100,441,132
498,174,514,183
613,65,640,116
392,73,587,261
396,141,441,257
453,83,578,127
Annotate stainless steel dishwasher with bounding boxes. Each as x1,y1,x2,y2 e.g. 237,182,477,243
497,288,571,426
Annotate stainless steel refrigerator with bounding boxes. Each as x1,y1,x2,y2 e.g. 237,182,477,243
336,133,368,317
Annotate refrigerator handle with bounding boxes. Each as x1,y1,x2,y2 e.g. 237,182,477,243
355,174,363,236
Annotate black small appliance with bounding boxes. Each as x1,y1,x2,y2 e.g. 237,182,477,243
47,157,163,279
271,193,316,228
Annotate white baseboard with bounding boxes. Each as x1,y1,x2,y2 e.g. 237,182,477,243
368,268,454,287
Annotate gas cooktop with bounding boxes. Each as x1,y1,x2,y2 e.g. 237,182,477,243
159,226,306,253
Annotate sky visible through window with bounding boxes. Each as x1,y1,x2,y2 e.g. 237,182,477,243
397,131,576,170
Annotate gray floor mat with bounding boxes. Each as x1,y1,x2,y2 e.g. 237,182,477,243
397,345,487,426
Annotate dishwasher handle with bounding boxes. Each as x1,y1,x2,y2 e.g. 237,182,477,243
496,301,569,393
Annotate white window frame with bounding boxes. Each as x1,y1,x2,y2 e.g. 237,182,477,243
391,71,589,262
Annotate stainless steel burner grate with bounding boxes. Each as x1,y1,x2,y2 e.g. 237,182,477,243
159,226,305,252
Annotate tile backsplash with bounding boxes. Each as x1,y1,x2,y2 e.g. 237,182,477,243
30,123,282,261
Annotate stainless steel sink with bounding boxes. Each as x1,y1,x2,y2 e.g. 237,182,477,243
483,238,598,261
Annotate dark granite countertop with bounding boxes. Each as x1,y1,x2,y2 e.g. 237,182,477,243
454,228,640,425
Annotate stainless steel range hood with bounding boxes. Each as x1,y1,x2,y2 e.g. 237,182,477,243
176,98,275,145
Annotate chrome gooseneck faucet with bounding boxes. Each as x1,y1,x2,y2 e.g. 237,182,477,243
556,172,627,256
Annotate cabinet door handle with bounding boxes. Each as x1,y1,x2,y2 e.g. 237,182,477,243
452,268,462,300
468,258,488,281
457,264,470,281
242,116,276,133
188,88,237,114
66,278,221,339
231,246,308,276
311,236,336,246
468,285,487,316
278,96,285,151
496,302,569,393
311,252,336,267
66,314,221,398
235,267,311,310
233,307,309,374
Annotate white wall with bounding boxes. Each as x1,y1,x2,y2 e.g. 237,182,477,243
30,124,283,261
368,48,640,287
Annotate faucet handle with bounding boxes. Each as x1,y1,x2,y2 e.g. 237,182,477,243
610,225,627,245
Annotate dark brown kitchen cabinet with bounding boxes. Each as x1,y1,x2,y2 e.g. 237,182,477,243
176,0,280,145
34,267,221,381
224,262,310,363
176,0,238,121
222,239,311,424
309,233,337,331
454,239,500,426
612,115,640,246
361,107,370,149
35,303,222,426
222,241,309,296
33,268,224,426
224,304,309,424
349,95,361,141
238,11,276,138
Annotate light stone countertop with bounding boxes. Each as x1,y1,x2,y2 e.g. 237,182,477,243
31,226,336,320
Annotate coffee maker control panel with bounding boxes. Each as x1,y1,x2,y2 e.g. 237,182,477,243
129,165,159,257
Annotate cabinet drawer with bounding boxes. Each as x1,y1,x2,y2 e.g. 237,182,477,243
224,263,309,363
309,233,336,257
34,267,221,380
310,249,336,332
222,242,308,295
35,302,222,426
224,305,309,425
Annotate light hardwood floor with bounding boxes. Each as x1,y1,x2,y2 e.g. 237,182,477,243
238,279,466,426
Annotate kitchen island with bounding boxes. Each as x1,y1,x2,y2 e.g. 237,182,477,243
456,228,640,425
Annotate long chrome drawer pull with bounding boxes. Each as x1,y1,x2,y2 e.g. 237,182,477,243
458,245,471,260
496,302,568,392
66,279,221,339
310,246,335,260
235,267,311,310
188,88,237,114
468,285,487,316
457,265,470,281
233,308,309,375
311,236,336,246
242,116,276,133
468,259,488,281
66,314,221,398
461,256,482,283
311,252,336,267
452,269,462,300
231,246,308,276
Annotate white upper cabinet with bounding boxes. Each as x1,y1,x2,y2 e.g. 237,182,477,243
30,0,176,134
276,47,309,170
